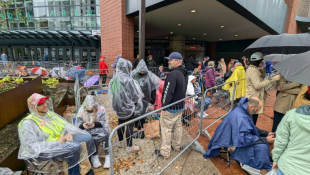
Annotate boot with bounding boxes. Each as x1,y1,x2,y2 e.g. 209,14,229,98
91,154,102,168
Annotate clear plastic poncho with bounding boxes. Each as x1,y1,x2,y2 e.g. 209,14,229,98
0,168,13,175
18,93,95,174
131,59,161,108
76,95,111,140
108,58,144,120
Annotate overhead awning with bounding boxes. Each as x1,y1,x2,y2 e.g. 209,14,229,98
0,30,101,47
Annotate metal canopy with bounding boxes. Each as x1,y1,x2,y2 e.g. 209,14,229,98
0,30,101,47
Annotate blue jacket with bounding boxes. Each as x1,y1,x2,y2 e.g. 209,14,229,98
203,98,272,170
265,61,273,73
43,55,49,61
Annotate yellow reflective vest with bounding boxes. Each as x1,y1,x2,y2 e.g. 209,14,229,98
18,112,65,141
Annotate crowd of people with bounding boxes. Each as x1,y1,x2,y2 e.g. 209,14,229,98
14,51,310,175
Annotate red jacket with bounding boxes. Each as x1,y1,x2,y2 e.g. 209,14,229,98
99,60,108,75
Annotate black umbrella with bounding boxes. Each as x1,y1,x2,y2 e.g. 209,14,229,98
263,54,295,62
273,51,310,86
244,33,310,54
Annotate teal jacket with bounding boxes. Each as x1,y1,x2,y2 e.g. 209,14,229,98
272,105,310,175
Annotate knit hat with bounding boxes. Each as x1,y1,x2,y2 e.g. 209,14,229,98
308,86,310,94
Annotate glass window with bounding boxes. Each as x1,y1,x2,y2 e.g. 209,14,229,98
27,7,47,18
33,0,46,7
90,49,96,61
37,48,42,60
51,48,56,61
47,17,71,30
74,48,80,61
65,48,71,61
15,0,24,7
0,9,6,19
6,9,17,19
24,48,29,60
58,48,64,61
82,49,88,62
30,48,35,60
55,0,70,6
72,0,97,6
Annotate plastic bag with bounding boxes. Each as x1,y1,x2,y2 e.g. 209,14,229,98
266,169,277,175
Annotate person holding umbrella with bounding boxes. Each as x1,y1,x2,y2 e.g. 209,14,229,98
245,52,280,125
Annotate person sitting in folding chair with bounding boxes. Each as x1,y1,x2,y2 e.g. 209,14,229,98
76,95,111,169
18,93,95,175
203,97,275,175
187,75,211,119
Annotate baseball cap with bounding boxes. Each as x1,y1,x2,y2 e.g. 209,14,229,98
37,97,49,105
165,52,183,60
149,55,152,58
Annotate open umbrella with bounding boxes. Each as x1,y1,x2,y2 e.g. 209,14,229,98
83,75,100,87
273,51,310,86
71,69,86,81
263,54,295,62
244,33,310,54
31,67,49,76
65,66,82,78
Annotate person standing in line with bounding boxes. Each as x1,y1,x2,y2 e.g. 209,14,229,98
218,58,226,76
185,55,199,74
272,99,310,175
156,52,188,159
132,54,140,70
272,76,300,132
108,58,144,154
226,59,234,72
1,52,8,69
147,55,157,72
98,56,108,84
203,56,210,68
245,52,280,125
204,61,219,97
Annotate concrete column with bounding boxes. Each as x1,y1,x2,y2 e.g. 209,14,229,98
169,35,185,56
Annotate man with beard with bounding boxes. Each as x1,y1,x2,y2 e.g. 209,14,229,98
203,97,275,175
156,52,188,159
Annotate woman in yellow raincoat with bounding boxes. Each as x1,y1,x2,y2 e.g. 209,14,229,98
223,63,246,101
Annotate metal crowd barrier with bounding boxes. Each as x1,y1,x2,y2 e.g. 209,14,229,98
108,93,206,174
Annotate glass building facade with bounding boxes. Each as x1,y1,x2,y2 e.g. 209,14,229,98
0,0,100,31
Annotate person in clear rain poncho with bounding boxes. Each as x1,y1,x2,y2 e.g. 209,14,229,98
131,59,160,138
76,95,111,169
17,93,95,175
109,58,144,154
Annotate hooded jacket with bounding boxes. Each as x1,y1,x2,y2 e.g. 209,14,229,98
162,65,188,110
273,105,310,175
204,66,216,88
131,60,160,108
148,59,157,69
294,85,310,108
223,66,246,100
203,98,271,170
108,58,144,120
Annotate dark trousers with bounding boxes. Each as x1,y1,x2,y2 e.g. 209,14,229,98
117,115,135,147
101,74,107,84
252,114,259,126
93,135,109,155
272,111,285,132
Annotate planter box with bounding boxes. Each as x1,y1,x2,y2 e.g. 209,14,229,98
0,76,42,130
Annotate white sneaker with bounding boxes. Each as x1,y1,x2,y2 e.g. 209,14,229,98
91,155,102,168
203,112,209,117
196,112,208,119
103,155,110,169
